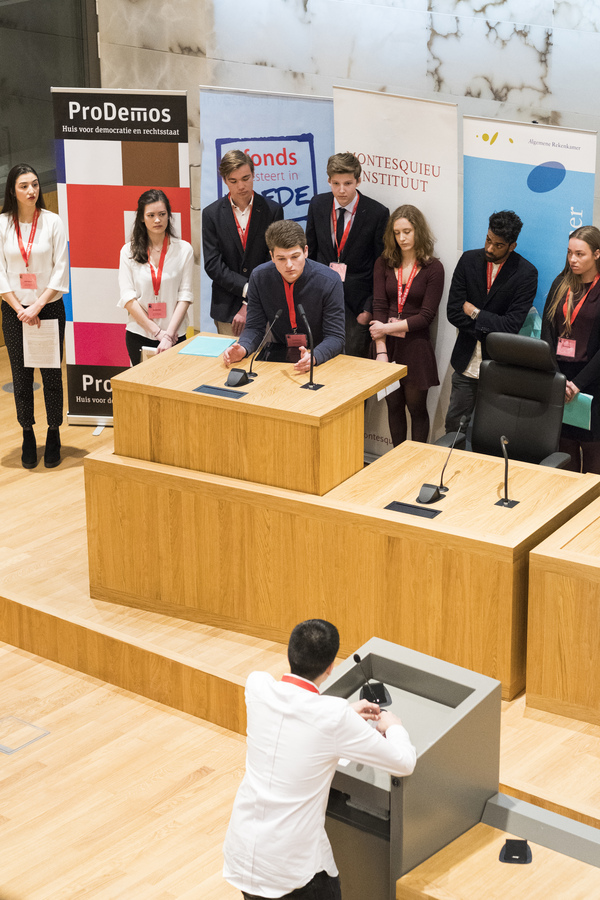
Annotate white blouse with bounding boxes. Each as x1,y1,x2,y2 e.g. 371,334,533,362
0,209,69,306
118,238,194,338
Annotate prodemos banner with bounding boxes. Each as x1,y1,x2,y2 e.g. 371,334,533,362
199,87,334,333
464,117,596,313
333,87,458,455
52,88,190,424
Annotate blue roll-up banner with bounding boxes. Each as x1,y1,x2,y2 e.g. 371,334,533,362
463,117,596,314
199,87,334,333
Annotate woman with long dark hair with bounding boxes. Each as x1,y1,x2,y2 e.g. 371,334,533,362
118,189,194,365
0,163,69,468
370,205,444,445
542,225,600,473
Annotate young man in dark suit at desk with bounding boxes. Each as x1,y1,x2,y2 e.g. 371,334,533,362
445,209,538,433
202,149,283,336
306,152,389,357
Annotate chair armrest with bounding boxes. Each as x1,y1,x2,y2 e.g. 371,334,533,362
434,432,467,450
539,452,572,469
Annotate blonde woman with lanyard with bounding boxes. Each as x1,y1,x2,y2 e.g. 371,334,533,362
118,189,193,365
370,205,444,446
0,164,69,469
542,225,600,473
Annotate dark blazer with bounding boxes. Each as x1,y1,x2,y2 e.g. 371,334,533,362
202,192,283,322
306,190,389,317
542,274,600,392
447,248,538,373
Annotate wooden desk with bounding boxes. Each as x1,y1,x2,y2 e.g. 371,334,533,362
85,443,600,699
528,496,600,725
327,442,600,698
111,341,405,495
396,823,599,899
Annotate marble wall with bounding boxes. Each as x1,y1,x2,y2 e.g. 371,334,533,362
97,0,600,312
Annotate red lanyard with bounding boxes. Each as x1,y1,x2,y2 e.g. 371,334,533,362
283,279,297,330
14,209,40,270
332,196,359,261
397,262,419,316
486,260,505,293
564,275,600,326
147,235,169,298
281,674,319,694
230,194,253,250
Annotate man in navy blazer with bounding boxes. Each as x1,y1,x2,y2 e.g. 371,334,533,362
306,152,388,357
202,150,283,336
445,210,538,432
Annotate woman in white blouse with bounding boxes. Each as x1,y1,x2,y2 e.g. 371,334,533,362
118,189,194,365
0,164,69,469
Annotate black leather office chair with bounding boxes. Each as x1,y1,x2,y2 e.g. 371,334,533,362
441,333,571,468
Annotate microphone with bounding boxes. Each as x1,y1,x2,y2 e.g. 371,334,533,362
353,653,392,707
247,308,283,379
416,415,468,505
496,435,519,508
296,303,323,391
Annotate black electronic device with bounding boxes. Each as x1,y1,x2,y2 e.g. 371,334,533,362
297,303,324,391
416,416,468,504
495,435,519,508
353,653,392,707
499,839,531,864
247,309,283,379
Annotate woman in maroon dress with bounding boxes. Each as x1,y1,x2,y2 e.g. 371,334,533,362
542,225,600,473
370,205,444,445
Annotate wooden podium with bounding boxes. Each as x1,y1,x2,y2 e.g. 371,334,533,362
111,341,405,495
85,439,600,700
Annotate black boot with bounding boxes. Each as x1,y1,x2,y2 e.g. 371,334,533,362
21,427,37,469
44,427,61,468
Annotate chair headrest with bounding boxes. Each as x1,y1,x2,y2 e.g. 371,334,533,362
486,333,556,372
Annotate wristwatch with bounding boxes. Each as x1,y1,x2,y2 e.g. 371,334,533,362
470,308,480,320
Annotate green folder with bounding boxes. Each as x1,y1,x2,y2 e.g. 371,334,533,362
562,392,592,430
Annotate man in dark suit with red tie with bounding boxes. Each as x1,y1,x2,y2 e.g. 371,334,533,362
306,152,389,357
202,150,284,336
445,210,538,433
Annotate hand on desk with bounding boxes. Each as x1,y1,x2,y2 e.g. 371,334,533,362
376,709,404,735
294,346,312,374
223,343,247,368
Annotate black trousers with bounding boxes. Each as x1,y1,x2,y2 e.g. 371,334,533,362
125,328,186,366
2,299,65,429
242,870,342,900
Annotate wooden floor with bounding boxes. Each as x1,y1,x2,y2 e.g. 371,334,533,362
1,345,600,896
0,641,243,899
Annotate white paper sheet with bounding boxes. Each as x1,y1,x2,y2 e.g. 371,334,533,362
22,318,60,369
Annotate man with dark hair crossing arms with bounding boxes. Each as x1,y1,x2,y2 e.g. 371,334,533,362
306,152,389,357
445,210,538,432
202,149,283,336
223,619,416,899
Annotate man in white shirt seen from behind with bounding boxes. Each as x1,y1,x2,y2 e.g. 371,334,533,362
223,619,417,899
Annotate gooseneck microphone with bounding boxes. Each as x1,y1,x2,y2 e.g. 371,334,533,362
353,653,392,707
416,415,468,505
247,308,283,379
495,435,519,508
296,303,323,391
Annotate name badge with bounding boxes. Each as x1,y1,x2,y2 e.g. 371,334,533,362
148,301,167,319
330,262,347,282
20,273,37,289
286,333,307,348
557,337,576,358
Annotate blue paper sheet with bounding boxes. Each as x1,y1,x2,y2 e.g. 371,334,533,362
179,335,235,357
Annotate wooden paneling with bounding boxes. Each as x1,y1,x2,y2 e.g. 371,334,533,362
111,343,405,494
85,444,600,699
396,823,600,899
527,497,600,725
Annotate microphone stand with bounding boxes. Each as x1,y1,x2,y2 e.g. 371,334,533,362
247,309,283,379
296,303,323,391
353,654,392,707
416,416,467,505
496,435,519,508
